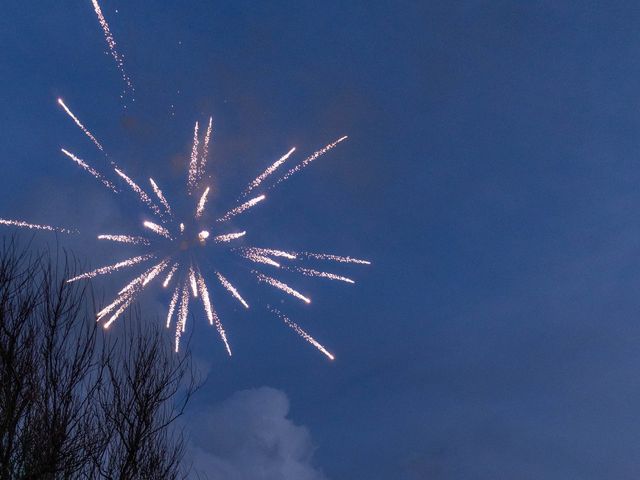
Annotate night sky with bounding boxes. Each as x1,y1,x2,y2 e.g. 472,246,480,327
3,1,640,479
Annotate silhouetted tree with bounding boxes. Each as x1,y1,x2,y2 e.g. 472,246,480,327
0,238,197,479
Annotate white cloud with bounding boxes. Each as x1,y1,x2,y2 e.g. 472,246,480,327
189,387,328,480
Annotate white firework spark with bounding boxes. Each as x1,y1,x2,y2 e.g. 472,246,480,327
188,121,200,194
98,234,150,246
216,272,249,309
60,148,117,192
195,187,210,218
0,219,76,234
115,169,164,218
149,178,173,217
287,266,355,284
199,117,213,183
90,0,134,98
217,195,265,222
242,147,295,197
67,253,155,283
254,271,311,304
274,136,348,186
57,99,104,151
214,231,246,243
240,247,297,260
242,252,281,268
175,283,190,352
268,306,334,360
189,266,198,297
302,252,371,265
196,270,232,356
143,221,171,239
166,285,180,328
3,99,369,358
163,262,179,288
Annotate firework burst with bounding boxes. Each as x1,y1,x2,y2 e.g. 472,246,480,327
0,97,369,359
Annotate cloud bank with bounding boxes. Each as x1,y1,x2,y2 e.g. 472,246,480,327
189,387,328,480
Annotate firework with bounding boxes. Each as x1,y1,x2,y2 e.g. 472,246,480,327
214,231,246,243
195,187,210,218
3,99,369,358
216,272,249,309
0,219,76,234
188,121,200,194
60,148,117,192
115,169,163,218
242,147,295,197
149,178,173,216
242,252,281,268
98,234,150,245
196,270,232,356
57,99,104,151
166,286,180,328
217,195,265,222
67,254,155,282
240,247,297,260
189,266,198,297
254,271,311,304
302,252,371,265
268,306,334,360
163,262,179,288
199,117,213,183
274,136,348,186
90,0,134,98
288,266,355,284
143,221,171,239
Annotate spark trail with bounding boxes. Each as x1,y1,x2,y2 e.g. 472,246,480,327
287,266,355,284
0,219,76,234
274,136,348,186
90,0,134,98
163,262,179,288
188,121,199,194
149,178,173,216
242,252,281,268
166,286,180,328
197,270,232,356
254,271,311,304
268,306,334,360
115,169,163,218
195,187,210,218
217,195,265,222
240,247,297,260
60,149,117,191
58,99,104,151
67,253,155,283
214,231,246,243
302,252,371,265
243,147,295,197
97,234,150,245
216,272,249,308
143,221,171,239
199,117,213,183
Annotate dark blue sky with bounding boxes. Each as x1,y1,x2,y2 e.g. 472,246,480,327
3,1,640,478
